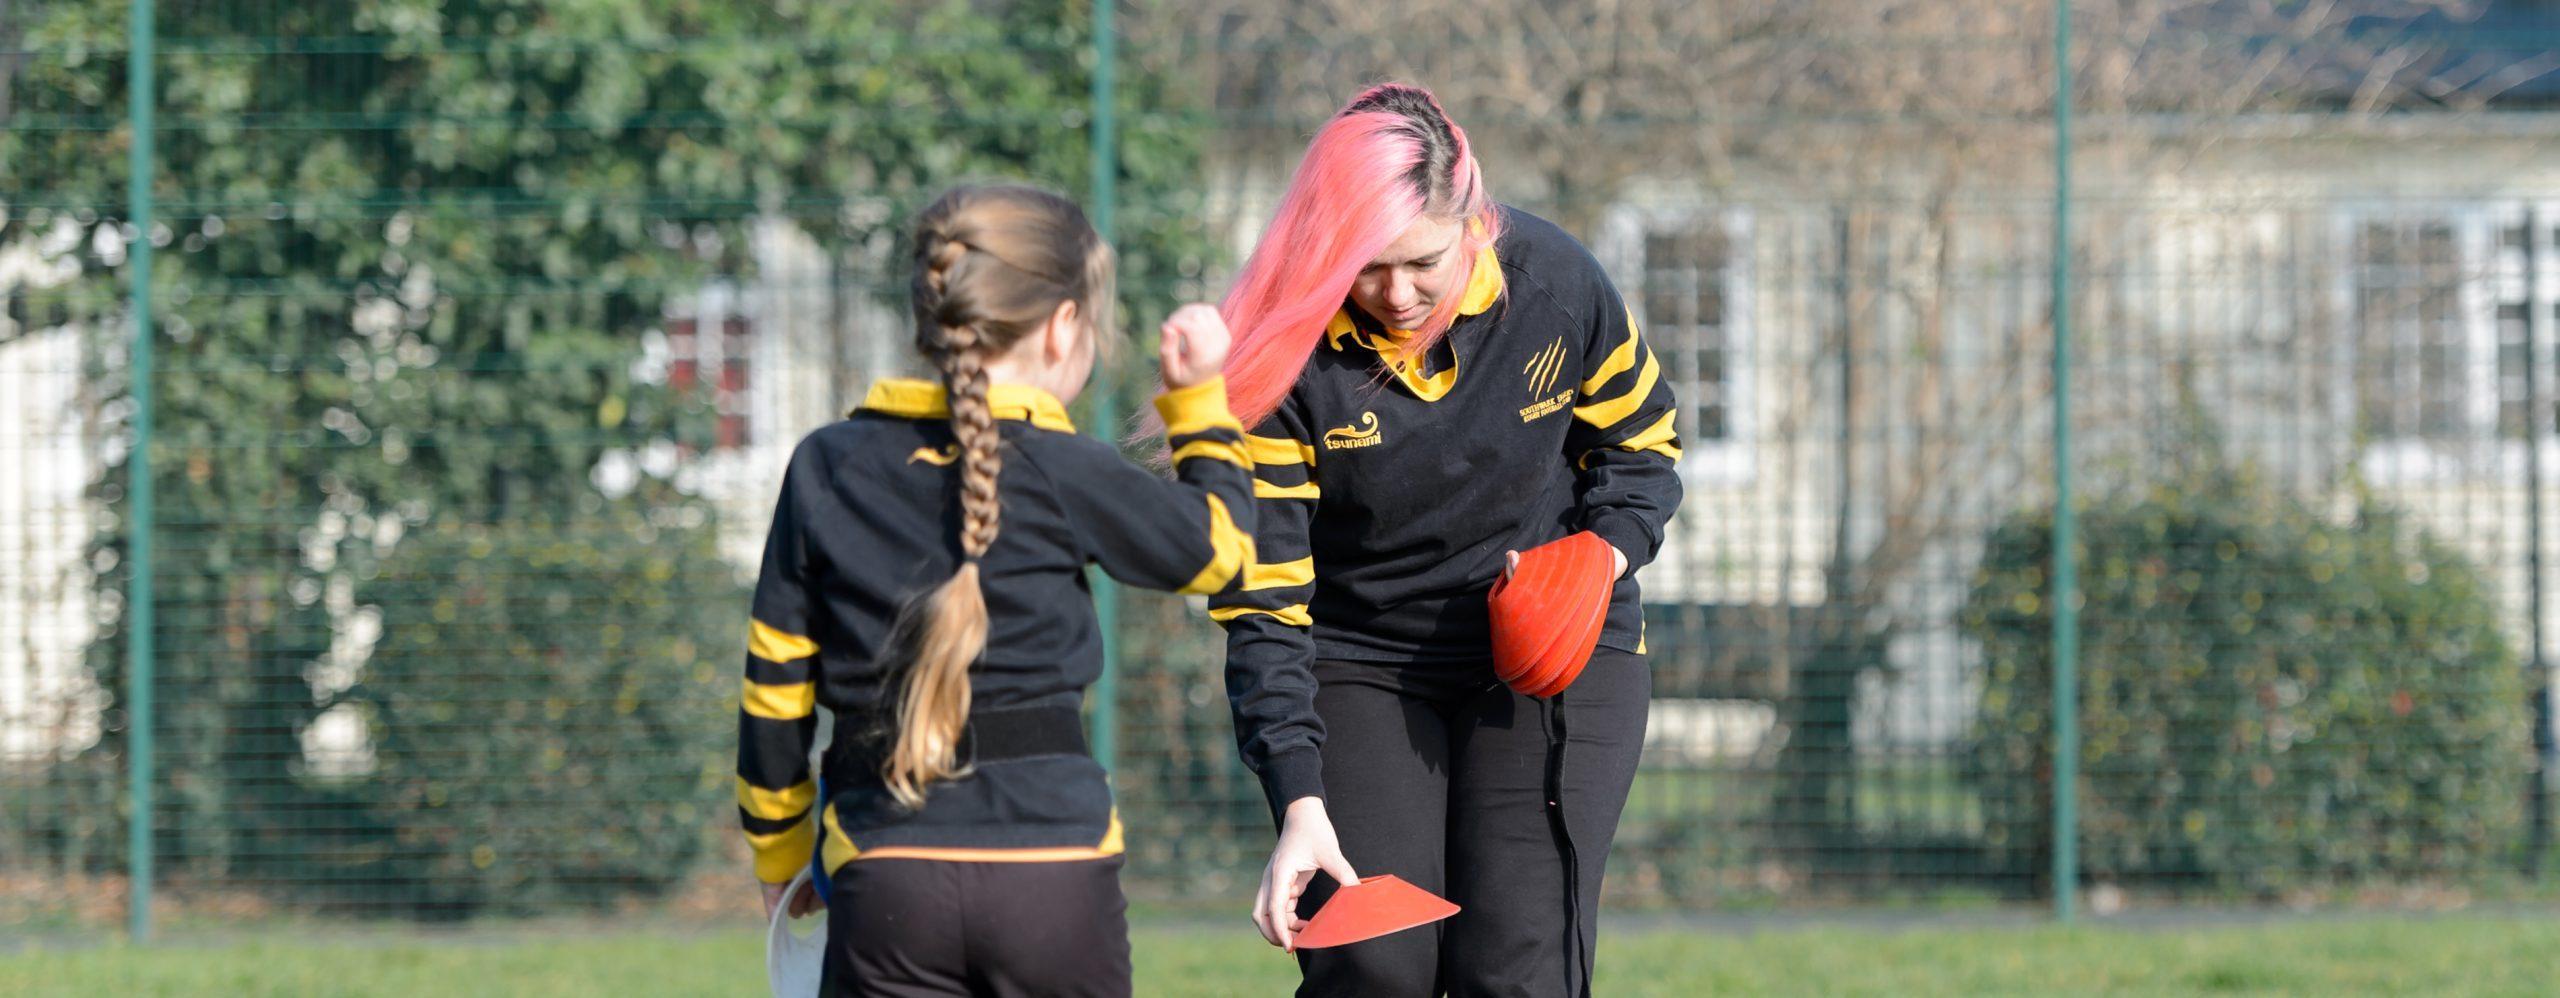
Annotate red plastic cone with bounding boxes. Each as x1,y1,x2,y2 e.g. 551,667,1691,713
1293,874,1461,950
1487,531,1614,699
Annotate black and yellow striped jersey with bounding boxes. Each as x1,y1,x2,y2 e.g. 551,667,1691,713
1213,206,1684,811
738,377,1255,883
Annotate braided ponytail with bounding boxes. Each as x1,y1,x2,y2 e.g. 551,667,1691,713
880,186,1111,809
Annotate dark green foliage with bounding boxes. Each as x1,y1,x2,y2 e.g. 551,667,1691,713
317,513,735,916
1967,463,2531,891
3,0,1210,914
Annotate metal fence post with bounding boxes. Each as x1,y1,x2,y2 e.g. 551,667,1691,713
1088,0,1121,776
2527,204,2554,871
124,0,159,944
2048,0,2082,924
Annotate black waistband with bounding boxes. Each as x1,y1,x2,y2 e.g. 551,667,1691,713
826,703,1089,780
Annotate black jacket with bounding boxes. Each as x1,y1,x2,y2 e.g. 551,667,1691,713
739,377,1254,881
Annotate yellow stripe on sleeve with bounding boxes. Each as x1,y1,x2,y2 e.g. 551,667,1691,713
1179,494,1254,595
1574,347,1661,430
737,776,817,823
741,677,817,721
1245,433,1316,468
1153,377,1243,438
1614,408,1684,460
749,619,818,664
1579,310,1644,394
1209,603,1314,628
1245,557,1314,592
748,815,819,884
1253,478,1320,500
1170,437,1252,470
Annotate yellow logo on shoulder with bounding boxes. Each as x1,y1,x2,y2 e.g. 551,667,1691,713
908,445,961,466
1323,411,1385,450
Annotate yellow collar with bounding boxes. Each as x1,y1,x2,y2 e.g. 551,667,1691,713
1319,244,1500,402
1323,242,1505,351
855,378,1078,433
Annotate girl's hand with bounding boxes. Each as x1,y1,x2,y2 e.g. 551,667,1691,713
1159,303,1233,389
1253,796,1360,952
761,875,825,919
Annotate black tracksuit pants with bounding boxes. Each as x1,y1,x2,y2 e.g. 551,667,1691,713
1294,648,1649,998
820,855,1132,997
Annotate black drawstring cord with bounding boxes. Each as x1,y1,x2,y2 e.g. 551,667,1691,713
1541,691,1594,998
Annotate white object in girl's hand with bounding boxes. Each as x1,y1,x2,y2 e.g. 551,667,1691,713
766,868,828,998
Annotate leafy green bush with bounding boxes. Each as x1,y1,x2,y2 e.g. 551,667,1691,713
24,0,1214,908
1966,464,2530,891
323,513,740,917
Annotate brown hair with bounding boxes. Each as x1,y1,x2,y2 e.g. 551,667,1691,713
883,184,1115,809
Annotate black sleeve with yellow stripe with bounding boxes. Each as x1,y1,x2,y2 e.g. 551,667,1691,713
1207,395,1327,814
1566,279,1685,571
1018,378,1259,596
738,443,827,885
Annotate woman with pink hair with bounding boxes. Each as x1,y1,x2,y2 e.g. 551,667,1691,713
1211,84,1684,996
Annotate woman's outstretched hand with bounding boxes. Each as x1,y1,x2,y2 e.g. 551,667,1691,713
1254,796,1360,952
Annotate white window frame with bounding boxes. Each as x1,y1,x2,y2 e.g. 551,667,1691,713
2331,203,2502,484
1597,203,1758,488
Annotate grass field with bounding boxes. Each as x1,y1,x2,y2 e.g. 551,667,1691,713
5,914,2557,996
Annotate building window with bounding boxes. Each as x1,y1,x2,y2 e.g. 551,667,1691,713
2349,217,2477,443
1643,223,1737,445
1609,206,1755,484
1587,202,1751,483
667,309,755,451
2341,203,2560,479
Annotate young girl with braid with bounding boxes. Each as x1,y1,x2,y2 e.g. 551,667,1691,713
735,184,1253,997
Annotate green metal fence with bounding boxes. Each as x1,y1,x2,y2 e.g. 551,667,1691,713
4,0,2557,936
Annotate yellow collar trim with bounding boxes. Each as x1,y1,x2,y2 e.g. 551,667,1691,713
1320,322,1461,401
1382,346,1459,401
1455,241,1506,315
856,378,1078,433
1318,244,1499,402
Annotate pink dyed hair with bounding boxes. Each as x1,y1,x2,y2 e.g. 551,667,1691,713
1214,83,1500,430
